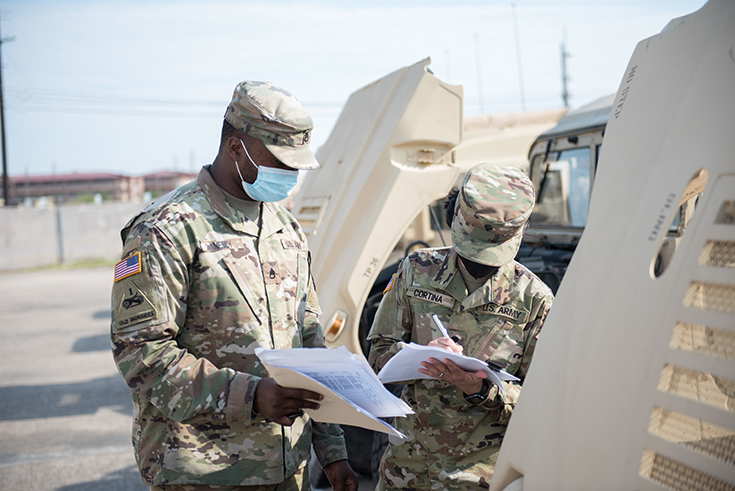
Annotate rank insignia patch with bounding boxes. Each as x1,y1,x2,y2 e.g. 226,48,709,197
114,252,142,282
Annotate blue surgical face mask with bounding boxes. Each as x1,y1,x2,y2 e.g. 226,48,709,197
236,139,299,202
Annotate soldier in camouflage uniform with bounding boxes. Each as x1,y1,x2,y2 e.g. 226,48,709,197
368,163,554,490
111,81,358,491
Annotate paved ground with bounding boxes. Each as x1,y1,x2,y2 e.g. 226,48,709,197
0,266,372,490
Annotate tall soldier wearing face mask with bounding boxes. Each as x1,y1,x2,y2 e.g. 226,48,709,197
110,81,358,491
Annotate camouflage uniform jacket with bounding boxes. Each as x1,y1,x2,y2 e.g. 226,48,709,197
368,247,553,478
111,166,347,487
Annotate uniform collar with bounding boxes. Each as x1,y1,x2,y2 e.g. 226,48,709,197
430,248,515,309
198,165,284,238
430,248,468,303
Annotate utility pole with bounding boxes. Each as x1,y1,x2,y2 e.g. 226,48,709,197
444,49,451,84
473,32,485,114
560,28,571,108
0,14,13,207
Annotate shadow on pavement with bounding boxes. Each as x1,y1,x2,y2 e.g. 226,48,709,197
92,309,111,320
0,375,132,421
72,333,112,352
55,464,148,491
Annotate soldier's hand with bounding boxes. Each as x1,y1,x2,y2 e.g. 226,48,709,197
323,459,359,491
418,357,487,396
253,377,323,426
428,336,463,354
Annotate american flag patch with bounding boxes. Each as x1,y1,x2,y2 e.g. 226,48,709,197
114,252,142,282
383,273,396,295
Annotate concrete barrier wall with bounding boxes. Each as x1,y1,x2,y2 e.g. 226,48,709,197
0,202,146,271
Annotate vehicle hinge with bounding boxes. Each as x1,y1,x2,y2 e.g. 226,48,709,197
407,148,437,164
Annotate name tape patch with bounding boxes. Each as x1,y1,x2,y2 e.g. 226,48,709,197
114,252,142,282
200,238,243,252
481,303,529,322
281,239,305,251
407,287,455,308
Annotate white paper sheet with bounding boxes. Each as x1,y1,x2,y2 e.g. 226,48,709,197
377,343,519,396
254,346,413,439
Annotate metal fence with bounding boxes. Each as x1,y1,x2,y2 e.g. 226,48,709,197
0,202,146,271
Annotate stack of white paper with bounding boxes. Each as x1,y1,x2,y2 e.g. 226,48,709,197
255,346,413,439
377,343,519,396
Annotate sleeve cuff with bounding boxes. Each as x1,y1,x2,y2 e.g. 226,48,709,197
312,422,349,467
225,372,261,425
479,383,503,410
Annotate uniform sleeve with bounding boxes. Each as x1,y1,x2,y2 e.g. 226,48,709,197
301,255,325,349
111,222,260,426
367,258,414,373
479,292,554,423
300,257,349,466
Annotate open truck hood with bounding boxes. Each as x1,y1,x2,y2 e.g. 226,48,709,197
491,1,735,489
291,58,463,355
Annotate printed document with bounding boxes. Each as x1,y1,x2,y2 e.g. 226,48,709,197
255,346,413,439
376,343,519,396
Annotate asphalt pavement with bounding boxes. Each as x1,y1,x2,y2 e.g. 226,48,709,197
0,266,372,490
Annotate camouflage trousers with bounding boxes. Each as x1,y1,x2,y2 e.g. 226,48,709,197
150,464,308,491
376,438,498,491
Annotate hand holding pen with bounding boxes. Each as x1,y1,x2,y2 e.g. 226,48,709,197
429,314,463,354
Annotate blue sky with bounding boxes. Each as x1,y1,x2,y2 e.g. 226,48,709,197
1,0,707,177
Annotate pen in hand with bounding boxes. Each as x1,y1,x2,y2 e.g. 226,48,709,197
431,314,451,338
431,314,461,342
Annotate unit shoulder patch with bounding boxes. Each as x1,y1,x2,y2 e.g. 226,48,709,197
407,287,455,308
113,281,159,332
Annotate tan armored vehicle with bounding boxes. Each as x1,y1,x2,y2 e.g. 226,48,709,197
519,91,699,293
492,0,734,489
293,58,562,477
292,59,563,358
299,0,733,485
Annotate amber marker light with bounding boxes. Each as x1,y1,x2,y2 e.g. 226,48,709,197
325,310,347,343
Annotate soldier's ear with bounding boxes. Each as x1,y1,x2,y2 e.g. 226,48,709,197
227,137,244,162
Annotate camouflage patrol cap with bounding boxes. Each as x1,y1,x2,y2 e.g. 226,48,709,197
224,81,319,170
451,163,535,266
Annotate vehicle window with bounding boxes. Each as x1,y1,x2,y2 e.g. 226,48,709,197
531,147,591,227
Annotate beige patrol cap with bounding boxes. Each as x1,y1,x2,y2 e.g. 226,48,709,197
224,81,319,170
451,163,535,266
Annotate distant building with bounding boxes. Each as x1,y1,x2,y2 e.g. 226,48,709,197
143,171,198,199
7,170,198,206
9,172,145,205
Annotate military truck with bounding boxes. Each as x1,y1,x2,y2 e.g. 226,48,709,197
491,1,734,489
291,59,569,479
293,57,687,483
518,91,701,294
292,59,565,360
298,2,731,484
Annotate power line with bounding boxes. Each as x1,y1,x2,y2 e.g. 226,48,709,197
2,85,345,116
